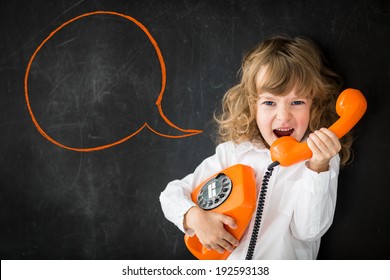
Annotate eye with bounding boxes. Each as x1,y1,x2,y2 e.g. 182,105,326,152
262,101,275,106
291,100,305,105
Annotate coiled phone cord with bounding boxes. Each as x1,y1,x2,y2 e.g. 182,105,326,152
245,161,280,260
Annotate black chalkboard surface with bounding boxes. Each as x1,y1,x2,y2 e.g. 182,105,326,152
1,0,389,259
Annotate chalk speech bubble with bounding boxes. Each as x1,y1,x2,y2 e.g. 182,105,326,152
24,11,202,152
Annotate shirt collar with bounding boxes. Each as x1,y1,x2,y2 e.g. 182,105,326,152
232,140,270,155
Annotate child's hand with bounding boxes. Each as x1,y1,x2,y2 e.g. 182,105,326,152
184,206,239,254
307,128,341,173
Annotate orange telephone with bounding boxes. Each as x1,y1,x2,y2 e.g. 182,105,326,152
184,88,367,260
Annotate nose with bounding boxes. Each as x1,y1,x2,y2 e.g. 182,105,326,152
276,105,291,122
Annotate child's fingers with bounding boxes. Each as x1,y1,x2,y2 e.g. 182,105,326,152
210,243,225,254
319,128,341,151
203,231,237,253
307,128,341,172
307,134,322,153
307,136,319,154
200,213,239,252
220,214,237,230
219,214,239,246
310,128,341,155
219,238,237,252
208,232,238,253
192,211,239,253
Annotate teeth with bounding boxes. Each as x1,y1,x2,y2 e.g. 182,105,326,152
275,128,293,131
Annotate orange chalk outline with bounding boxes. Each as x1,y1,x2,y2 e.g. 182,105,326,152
24,11,202,152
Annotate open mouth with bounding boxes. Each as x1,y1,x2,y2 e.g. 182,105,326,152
273,128,294,138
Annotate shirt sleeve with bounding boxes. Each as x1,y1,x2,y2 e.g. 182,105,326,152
289,154,340,242
159,142,234,234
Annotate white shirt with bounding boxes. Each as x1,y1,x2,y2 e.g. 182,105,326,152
159,141,340,259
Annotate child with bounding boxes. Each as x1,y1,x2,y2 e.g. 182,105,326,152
160,35,353,259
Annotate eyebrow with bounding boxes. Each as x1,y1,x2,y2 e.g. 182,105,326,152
258,93,275,98
258,94,310,101
258,94,280,101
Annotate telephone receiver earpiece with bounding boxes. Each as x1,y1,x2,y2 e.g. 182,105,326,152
270,88,367,167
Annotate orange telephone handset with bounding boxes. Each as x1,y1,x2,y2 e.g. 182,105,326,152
270,88,367,166
184,164,256,260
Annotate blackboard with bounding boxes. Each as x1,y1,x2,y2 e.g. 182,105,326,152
1,0,389,259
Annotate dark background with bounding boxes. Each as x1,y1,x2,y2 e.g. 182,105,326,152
1,0,389,259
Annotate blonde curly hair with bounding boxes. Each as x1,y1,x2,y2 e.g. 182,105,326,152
215,35,353,166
